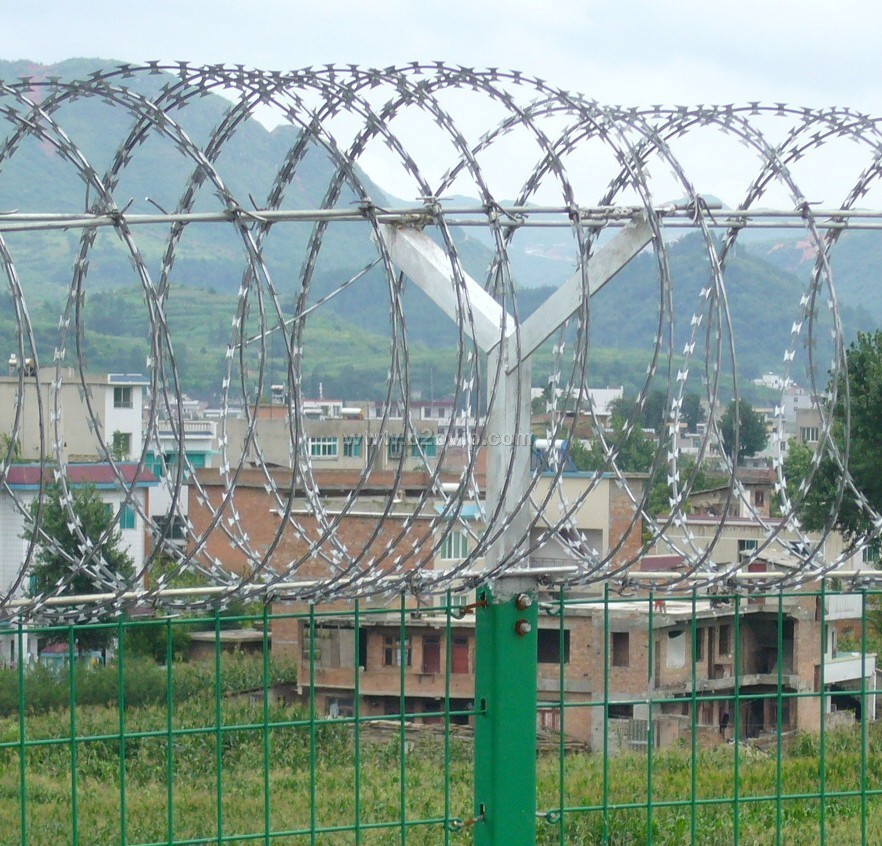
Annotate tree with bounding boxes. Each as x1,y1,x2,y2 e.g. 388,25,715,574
682,392,705,433
720,399,767,463
786,331,882,541
641,389,667,433
645,456,726,516
110,430,129,461
571,417,655,474
606,388,697,435
607,395,639,425
26,481,134,652
0,433,22,463
124,614,192,663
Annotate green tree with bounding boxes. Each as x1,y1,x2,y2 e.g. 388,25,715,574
607,395,638,424
110,430,130,461
26,481,134,652
571,418,655,474
786,331,882,541
124,614,192,663
645,456,726,516
720,399,767,463
641,389,667,433
0,433,22,463
605,388,695,434
682,392,705,433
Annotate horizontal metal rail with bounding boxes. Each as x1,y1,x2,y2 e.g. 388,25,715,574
5,567,881,613
0,202,880,232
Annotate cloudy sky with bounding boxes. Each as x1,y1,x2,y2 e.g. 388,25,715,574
3,1,881,112
2,1,881,206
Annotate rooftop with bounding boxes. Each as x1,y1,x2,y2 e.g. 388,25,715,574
3,462,158,489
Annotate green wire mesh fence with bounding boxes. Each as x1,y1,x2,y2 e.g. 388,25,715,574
1,583,880,845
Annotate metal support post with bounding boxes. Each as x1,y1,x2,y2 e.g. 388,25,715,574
377,215,651,846
474,584,539,846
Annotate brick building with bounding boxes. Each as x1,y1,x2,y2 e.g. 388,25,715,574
185,466,648,740
222,403,441,474
185,464,874,749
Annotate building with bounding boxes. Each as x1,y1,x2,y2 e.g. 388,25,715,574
222,403,440,473
145,417,218,545
0,462,157,665
685,468,775,519
0,366,148,463
183,455,873,749
185,464,649,739
575,586,875,752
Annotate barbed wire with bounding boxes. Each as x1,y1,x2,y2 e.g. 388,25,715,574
0,62,878,623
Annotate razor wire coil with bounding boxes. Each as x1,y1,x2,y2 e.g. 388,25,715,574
0,62,878,623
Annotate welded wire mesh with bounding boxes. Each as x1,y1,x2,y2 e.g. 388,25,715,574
1,587,879,845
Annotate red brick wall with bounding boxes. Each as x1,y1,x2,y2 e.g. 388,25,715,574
188,478,435,581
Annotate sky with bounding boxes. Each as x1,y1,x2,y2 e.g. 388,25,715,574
2,0,882,205
3,1,882,111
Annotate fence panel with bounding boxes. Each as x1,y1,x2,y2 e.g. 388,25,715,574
0,585,880,844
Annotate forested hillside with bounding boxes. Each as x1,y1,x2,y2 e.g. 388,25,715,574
0,60,876,401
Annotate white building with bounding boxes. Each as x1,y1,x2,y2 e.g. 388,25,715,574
0,368,149,463
0,462,157,665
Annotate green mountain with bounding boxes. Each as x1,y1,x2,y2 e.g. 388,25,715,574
751,229,882,324
0,60,875,403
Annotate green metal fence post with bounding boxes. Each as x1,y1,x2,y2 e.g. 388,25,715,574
474,582,539,846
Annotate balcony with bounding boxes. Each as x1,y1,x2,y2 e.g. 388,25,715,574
825,594,865,621
824,651,876,685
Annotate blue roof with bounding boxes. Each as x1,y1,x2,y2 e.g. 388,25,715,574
107,373,149,385
434,503,482,519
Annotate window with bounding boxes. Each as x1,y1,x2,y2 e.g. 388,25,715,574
537,629,570,664
799,426,820,443
607,703,634,719
119,504,136,530
113,386,133,408
387,435,405,459
718,624,731,656
538,708,560,731
612,632,630,668
666,630,686,669
150,452,205,480
451,636,470,674
422,635,441,673
309,437,338,458
441,530,469,560
737,538,757,560
754,490,765,508
188,453,207,470
343,436,362,457
383,635,411,667
105,503,136,530
863,543,880,564
410,434,437,458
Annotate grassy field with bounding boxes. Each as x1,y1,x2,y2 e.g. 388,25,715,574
1,656,881,845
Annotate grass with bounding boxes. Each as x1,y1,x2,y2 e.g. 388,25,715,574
1,656,882,844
